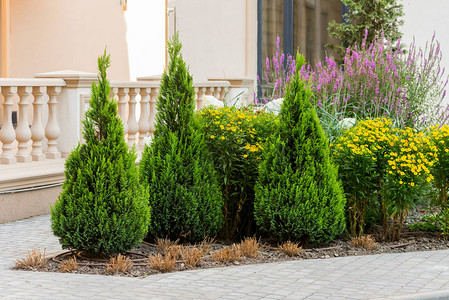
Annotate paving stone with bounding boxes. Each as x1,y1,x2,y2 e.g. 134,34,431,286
3,215,449,299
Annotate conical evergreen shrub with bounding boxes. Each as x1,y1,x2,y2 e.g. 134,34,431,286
139,33,223,241
254,54,346,243
51,51,150,256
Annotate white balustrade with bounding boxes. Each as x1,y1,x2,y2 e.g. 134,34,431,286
127,88,139,147
149,87,158,136
0,79,65,165
0,86,18,164
0,77,233,165
193,81,230,108
138,88,151,150
31,86,46,161
195,87,206,110
117,87,129,135
45,86,62,159
16,86,32,162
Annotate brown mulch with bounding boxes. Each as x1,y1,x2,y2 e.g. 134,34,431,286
14,230,449,277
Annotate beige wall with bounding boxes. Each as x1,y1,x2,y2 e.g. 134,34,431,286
168,0,257,82
401,0,449,100
9,0,130,80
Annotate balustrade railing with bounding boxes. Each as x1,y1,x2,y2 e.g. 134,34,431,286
0,79,66,165
109,80,230,149
0,74,236,165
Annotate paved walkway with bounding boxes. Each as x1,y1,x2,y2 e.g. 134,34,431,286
2,216,449,299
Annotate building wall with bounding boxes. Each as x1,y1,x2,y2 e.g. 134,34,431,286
168,0,257,82
10,0,130,80
401,0,449,89
125,0,166,80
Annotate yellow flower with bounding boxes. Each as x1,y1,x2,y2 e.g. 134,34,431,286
410,182,415,186
243,154,248,158
210,135,215,139
220,136,226,140
399,180,403,184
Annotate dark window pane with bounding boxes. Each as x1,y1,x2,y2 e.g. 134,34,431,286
262,0,284,62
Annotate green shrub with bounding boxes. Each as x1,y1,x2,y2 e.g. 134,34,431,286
198,106,278,239
327,0,403,61
410,215,439,232
139,33,223,241
51,51,150,256
429,125,449,236
254,54,346,243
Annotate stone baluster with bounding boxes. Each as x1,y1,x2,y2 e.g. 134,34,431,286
138,87,151,150
45,86,62,159
15,86,33,162
214,87,222,101
117,88,129,134
194,87,199,110
127,88,139,146
0,86,18,164
196,87,206,111
221,87,229,102
209,87,215,97
31,86,47,161
148,87,158,135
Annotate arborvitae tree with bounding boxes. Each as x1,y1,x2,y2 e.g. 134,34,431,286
139,33,223,241
50,51,150,256
327,0,404,60
254,54,346,243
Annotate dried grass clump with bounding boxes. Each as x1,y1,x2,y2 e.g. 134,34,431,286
165,244,183,260
197,237,215,255
278,241,302,257
59,256,78,273
210,244,241,263
156,238,180,253
148,253,176,272
239,237,262,258
351,235,377,250
105,254,133,274
181,247,203,268
15,248,47,269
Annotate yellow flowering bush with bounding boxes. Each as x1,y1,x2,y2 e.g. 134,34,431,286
198,106,278,238
382,127,436,239
429,125,449,235
333,118,437,240
333,118,393,237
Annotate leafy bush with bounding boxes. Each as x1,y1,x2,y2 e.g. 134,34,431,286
333,118,437,240
139,33,223,242
199,106,278,239
254,54,346,243
51,52,150,256
410,215,439,232
327,0,403,60
429,124,449,235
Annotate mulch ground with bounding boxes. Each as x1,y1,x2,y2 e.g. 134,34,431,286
13,229,449,277
13,206,448,277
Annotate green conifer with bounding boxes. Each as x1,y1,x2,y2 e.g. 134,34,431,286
327,0,404,60
51,51,150,256
254,54,346,243
139,33,223,241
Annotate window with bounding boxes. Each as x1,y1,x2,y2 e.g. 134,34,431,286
258,0,342,71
